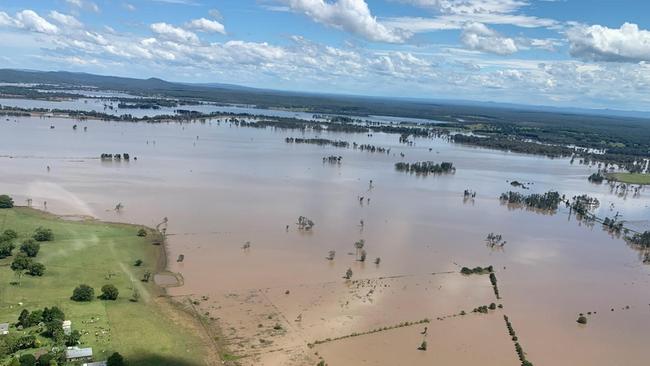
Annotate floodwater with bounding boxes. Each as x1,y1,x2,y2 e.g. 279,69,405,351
1,115,650,365
0,96,447,124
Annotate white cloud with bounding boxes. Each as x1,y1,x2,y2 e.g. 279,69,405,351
208,9,222,19
386,0,558,33
150,22,199,43
282,0,411,43
0,12,16,27
49,11,83,28
15,10,59,34
66,0,100,13
567,23,650,63
461,22,518,55
124,3,137,11
187,18,226,34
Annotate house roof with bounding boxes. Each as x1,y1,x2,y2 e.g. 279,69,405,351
66,347,93,359
0,323,8,331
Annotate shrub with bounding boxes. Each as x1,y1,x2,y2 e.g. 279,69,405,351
0,194,14,208
64,330,81,346
3,229,18,240
100,284,119,300
0,241,15,258
20,240,40,257
577,315,587,324
27,262,45,276
36,353,56,366
137,228,147,237
33,227,53,242
71,284,94,302
42,306,65,322
107,352,125,366
11,253,33,271
134,259,143,266
18,354,36,366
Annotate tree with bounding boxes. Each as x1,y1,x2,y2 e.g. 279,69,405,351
344,268,353,280
11,253,33,271
64,330,81,346
3,229,18,240
418,340,427,351
36,353,56,366
0,241,15,258
100,284,119,300
577,315,587,324
42,306,65,322
18,354,36,366
134,259,143,266
71,284,94,302
27,262,45,276
33,227,53,242
137,228,147,237
20,240,40,257
107,352,125,366
354,239,365,260
18,309,30,328
0,194,14,208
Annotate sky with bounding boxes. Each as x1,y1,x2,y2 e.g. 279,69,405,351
1,0,650,111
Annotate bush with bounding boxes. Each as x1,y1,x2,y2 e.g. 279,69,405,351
137,228,147,237
71,284,94,302
33,227,53,242
64,330,81,346
0,241,15,258
27,262,45,276
11,253,33,271
107,352,125,366
36,353,56,366
18,354,36,366
20,240,40,257
134,259,143,266
577,315,587,324
0,194,14,208
100,284,119,300
42,306,65,322
3,229,18,240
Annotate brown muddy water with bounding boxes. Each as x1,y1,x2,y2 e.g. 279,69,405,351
1,116,650,365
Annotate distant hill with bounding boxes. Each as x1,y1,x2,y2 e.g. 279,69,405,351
0,68,648,124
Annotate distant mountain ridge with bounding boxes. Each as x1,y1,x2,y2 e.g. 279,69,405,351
0,68,648,121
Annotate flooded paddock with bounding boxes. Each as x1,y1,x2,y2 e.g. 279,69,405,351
1,116,649,365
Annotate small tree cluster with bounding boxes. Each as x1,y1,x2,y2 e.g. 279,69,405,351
71,284,94,302
32,227,53,242
0,194,14,208
100,284,119,300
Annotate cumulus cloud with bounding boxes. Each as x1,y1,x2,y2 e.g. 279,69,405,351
49,11,83,28
187,18,226,34
282,0,411,43
13,10,59,34
567,23,650,62
461,22,518,55
150,22,199,43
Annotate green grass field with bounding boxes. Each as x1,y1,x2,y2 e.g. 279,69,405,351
608,173,650,185
0,207,209,365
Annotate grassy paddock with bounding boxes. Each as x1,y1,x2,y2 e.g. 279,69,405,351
608,173,650,185
0,207,209,365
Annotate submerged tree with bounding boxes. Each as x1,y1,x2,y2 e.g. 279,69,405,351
344,268,353,280
354,239,365,260
326,250,336,261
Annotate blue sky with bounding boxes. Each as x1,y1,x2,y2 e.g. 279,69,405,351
1,0,650,111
